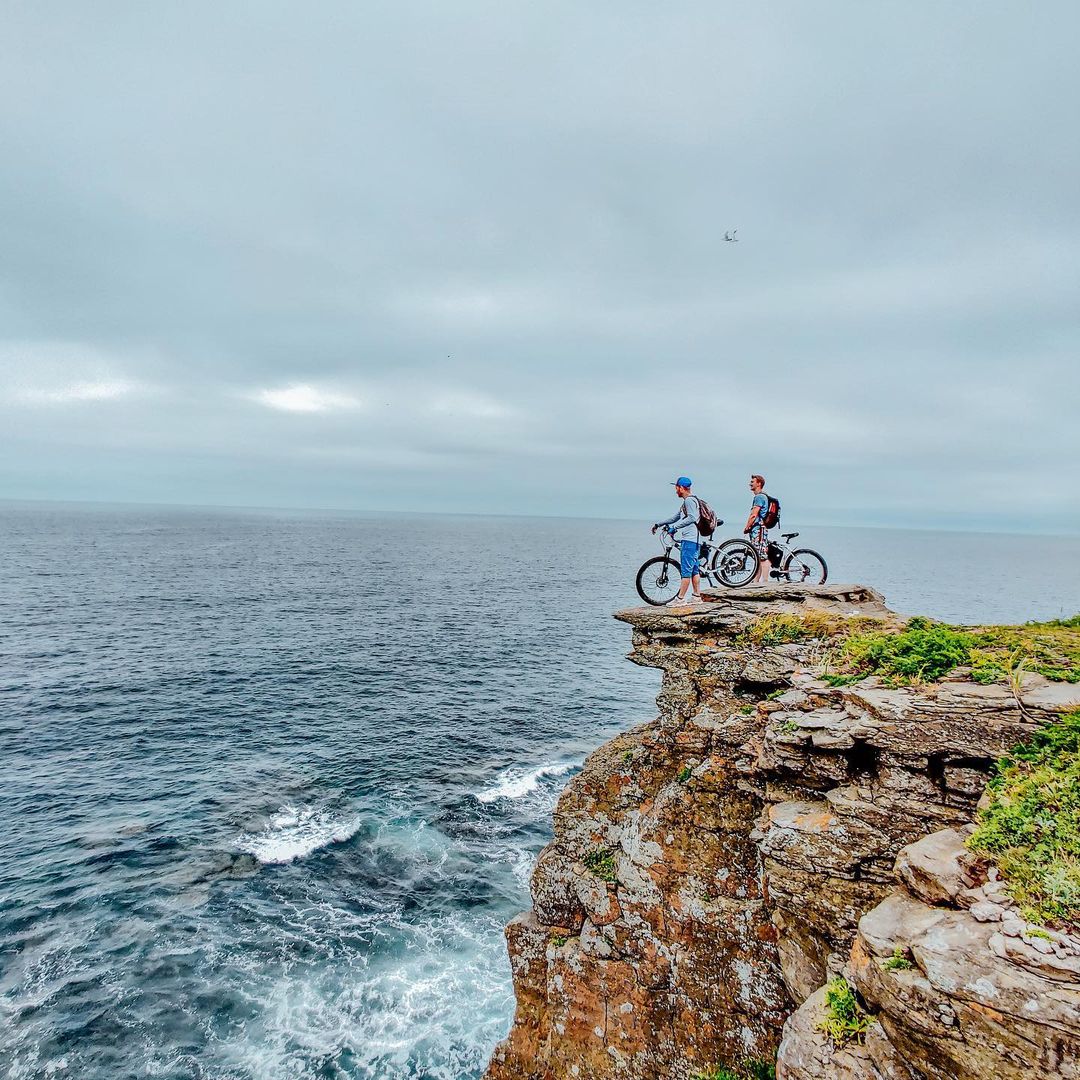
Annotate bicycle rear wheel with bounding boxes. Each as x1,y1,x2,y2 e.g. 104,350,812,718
635,556,683,605
782,548,828,584
711,540,759,588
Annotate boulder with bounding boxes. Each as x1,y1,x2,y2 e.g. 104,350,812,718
893,828,980,905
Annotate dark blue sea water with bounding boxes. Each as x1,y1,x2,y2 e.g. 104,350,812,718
2,505,1078,1080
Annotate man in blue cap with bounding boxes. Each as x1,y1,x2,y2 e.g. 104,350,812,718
651,476,703,603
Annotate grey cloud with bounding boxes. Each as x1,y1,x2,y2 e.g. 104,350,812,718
0,1,1077,531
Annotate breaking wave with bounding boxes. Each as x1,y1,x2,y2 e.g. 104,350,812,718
234,805,362,865
475,762,575,804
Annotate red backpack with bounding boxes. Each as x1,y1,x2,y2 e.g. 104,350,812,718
762,494,781,529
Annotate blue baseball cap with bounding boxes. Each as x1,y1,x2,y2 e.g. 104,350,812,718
671,476,692,487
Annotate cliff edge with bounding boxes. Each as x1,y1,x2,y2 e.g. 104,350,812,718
484,585,1080,1080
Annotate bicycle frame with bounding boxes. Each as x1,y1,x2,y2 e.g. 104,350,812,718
769,536,795,566
764,535,827,584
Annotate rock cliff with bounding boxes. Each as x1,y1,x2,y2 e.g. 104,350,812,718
484,585,1080,1080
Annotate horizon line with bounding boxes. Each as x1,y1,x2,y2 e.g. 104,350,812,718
2,494,1078,542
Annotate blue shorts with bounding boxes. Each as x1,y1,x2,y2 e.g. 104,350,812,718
679,540,700,578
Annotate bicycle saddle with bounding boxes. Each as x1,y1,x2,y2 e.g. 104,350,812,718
782,531,799,541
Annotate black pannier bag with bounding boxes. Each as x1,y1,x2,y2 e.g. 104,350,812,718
767,541,784,568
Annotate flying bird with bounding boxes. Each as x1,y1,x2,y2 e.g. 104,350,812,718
723,230,738,242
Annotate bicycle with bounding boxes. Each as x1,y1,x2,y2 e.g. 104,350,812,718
709,530,828,588
634,526,761,604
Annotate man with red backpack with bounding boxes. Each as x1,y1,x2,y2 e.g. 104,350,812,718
651,476,717,604
744,474,780,585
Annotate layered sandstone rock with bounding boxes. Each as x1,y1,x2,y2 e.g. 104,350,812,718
484,586,1080,1080
780,827,1080,1079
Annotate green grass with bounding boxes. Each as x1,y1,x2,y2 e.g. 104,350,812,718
881,947,913,971
677,765,692,783
582,848,618,883
739,612,1080,688
693,1060,775,1080
832,616,973,684
829,615,1080,688
968,615,1080,685
821,672,863,687
622,749,634,766
778,719,799,735
738,612,884,647
967,709,1080,930
816,978,873,1045
739,704,756,715
550,933,569,947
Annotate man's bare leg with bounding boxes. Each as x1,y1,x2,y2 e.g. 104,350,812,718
692,573,702,598
750,537,770,585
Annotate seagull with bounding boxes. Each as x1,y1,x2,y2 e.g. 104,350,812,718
723,230,738,242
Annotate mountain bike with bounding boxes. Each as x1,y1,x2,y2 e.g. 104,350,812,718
709,530,828,587
634,527,761,605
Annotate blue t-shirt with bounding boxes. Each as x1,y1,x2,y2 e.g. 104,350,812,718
751,492,768,532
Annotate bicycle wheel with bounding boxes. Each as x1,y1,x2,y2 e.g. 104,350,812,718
711,540,759,588
635,556,683,605
782,548,828,585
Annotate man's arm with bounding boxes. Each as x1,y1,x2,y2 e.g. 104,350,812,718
744,505,760,534
666,498,698,532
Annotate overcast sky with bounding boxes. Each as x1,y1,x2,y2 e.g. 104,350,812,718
1,2,1077,532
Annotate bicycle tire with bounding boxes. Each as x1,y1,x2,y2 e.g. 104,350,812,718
635,556,683,606
711,539,759,588
781,548,828,585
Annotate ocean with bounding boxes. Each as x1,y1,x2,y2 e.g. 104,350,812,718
2,504,1078,1080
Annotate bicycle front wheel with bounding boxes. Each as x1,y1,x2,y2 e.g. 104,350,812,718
712,540,759,588
635,556,684,605
782,548,828,584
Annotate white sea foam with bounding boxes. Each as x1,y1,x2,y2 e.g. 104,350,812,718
508,846,537,889
210,903,517,1080
475,762,575,804
234,805,362,865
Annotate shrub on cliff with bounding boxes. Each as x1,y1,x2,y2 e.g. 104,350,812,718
739,610,1079,687
816,977,873,1045
968,709,1080,929
828,614,1080,687
582,848,617,882
834,617,973,684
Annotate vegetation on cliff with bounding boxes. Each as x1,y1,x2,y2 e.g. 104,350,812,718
582,848,618,882
816,977,873,1045
737,611,886,647
693,1059,775,1080
968,708,1080,929
881,947,913,972
741,612,1080,687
